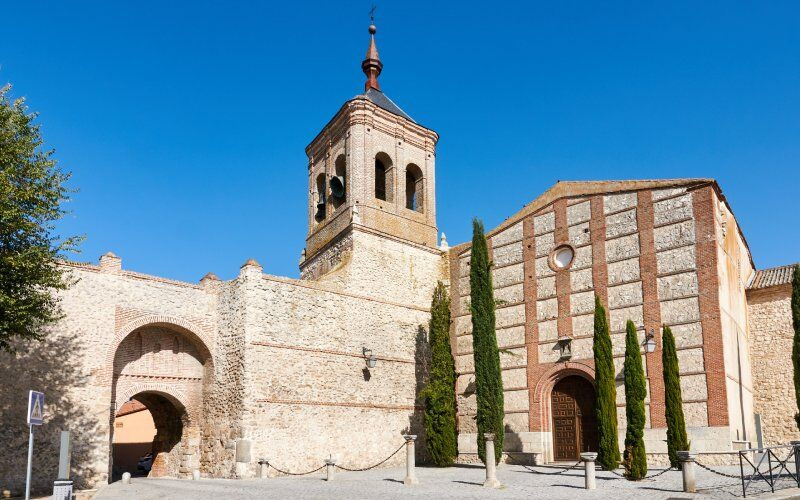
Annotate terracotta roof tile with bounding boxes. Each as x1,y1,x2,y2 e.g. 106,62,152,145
748,264,798,290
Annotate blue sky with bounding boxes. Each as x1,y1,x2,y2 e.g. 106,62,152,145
2,1,798,282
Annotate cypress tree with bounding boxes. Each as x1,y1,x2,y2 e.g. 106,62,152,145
622,320,647,479
662,325,689,469
420,281,458,466
593,295,620,470
792,265,800,430
470,218,504,465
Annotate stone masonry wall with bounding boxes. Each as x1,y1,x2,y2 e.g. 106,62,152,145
236,259,439,475
448,184,739,463
0,256,221,494
747,284,799,446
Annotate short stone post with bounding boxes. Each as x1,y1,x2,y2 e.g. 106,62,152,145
791,441,800,487
580,452,598,490
483,433,501,488
258,458,270,479
677,451,697,493
121,472,131,485
192,469,200,480
403,435,419,485
325,457,337,481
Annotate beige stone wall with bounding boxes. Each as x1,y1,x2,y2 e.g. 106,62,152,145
747,284,799,446
236,260,437,475
0,258,224,493
713,192,757,446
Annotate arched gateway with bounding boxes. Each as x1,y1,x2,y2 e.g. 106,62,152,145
551,375,598,461
110,320,213,479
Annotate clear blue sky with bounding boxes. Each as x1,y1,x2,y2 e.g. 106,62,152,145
2,1,798,282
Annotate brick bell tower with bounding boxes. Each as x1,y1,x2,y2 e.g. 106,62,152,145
300,21,444,305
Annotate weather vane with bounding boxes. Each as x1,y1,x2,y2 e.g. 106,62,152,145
369,5,376,23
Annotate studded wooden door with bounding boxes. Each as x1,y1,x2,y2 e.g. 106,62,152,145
552,376,598,461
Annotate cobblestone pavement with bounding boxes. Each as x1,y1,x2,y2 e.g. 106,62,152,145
94,464,800,499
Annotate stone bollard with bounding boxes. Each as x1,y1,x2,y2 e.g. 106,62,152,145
121,472,131,485
258,458,270,479
580,452,598,490
192,469,200,480
677,451,697,493
791,441,800,486
483,433,501,488
325,458,337,481
403,435,419,485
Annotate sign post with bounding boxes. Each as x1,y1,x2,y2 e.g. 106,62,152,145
25,390,44,500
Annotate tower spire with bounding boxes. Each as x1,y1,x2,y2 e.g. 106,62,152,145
361,17,383,92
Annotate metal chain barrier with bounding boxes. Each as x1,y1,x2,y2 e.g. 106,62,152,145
695,460,741,479
268,462,327,476
642,466,676,479
335,442,407,472
523,460,582,475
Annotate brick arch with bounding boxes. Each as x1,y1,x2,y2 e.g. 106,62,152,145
532,361,595,434
104,314,213,386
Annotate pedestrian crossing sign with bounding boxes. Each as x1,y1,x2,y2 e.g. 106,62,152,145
27,391,44,425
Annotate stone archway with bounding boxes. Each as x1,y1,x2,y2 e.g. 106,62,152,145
551,376,598,461
110,322,212,479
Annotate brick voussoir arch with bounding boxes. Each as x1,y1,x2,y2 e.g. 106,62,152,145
532,361,596,433
104,314,215,386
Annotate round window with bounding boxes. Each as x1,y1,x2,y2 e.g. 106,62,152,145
552,246,574,270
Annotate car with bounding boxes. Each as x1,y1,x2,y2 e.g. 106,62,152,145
137,453,153,473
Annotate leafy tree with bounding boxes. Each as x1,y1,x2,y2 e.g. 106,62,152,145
593,295,620,470
0,85,79,352
792,265,800,430
420,281,458,466
662,325,689,469
470,218,504,464
622,320,647,479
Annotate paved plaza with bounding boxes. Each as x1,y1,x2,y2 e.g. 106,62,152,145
93,463,800,499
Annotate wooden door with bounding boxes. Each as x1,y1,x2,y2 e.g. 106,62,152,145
552,376,597,461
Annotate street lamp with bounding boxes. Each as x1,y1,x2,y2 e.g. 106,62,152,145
643,329,657,353
363,347,378,369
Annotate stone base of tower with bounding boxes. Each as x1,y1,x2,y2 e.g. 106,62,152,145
300,226,447,307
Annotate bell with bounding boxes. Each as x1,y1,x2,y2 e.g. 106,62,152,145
314,196,326,222
330,175,345,200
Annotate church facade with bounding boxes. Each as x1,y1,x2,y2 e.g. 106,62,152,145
1,24,797,492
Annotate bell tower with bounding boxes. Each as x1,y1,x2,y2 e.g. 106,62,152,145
300,21,443,305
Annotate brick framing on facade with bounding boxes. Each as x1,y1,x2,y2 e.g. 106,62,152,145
553,199,572,338
692,185,729,427
589,195,609,309
637,190,667,428
523,213,540,432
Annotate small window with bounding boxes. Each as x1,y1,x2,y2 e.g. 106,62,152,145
551,245,575,270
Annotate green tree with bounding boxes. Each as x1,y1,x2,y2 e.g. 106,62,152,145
593,295,620,470
622,320,647,479
470,218,504,465
662,325,689,469
792,265,800,430
420,281,458,466
0,85,79,352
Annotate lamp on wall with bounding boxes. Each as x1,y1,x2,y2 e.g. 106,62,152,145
556,336,572,361
363,347,378,369
643,329,657,353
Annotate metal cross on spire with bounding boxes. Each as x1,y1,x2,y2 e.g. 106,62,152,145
369,5,376,22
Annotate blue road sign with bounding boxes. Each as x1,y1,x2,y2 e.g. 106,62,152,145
27,391,44,425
